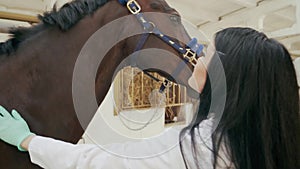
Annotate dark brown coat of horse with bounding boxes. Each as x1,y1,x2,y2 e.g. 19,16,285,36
0,0,197,168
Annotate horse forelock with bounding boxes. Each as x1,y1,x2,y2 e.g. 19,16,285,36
0,0,109,56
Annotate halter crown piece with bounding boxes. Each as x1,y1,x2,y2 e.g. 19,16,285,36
118,0,205,92
118,0,127,6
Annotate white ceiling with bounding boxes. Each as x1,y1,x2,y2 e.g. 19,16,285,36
0,0,299,57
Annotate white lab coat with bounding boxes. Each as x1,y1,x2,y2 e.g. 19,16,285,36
28,118,216,169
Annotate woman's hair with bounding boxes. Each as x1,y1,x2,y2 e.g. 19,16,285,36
180,27,300,169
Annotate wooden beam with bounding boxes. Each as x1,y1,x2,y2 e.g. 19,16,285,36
198,0,297,38
226,0,257,7
0,11,39,23
0,28,9,33
268,0,300,38
166,0,219,22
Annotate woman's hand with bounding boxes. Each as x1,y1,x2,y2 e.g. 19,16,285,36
0,106,35,151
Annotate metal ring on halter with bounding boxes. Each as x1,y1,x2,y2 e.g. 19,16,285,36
162,80,173,88
144,22,156,33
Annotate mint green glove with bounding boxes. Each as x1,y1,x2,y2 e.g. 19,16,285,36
0,106,34,151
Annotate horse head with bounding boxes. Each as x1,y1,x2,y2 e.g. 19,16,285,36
93,0,201,104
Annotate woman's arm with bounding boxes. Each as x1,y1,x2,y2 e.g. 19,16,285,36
0,105,187,169
26,131,187,169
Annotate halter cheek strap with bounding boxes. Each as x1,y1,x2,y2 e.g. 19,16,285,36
187,38,204,57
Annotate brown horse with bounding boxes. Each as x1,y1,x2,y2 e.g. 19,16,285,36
0,0,199,168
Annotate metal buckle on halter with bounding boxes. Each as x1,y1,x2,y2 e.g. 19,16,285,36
183,48,197,67
127,0,141,14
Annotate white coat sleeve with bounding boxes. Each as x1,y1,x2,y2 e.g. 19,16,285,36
28,136,107,169
27,118,215,169
28,129,187,169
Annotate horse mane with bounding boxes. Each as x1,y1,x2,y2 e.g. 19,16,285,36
0,0,109,56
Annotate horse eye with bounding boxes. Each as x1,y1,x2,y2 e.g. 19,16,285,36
169,15,181,24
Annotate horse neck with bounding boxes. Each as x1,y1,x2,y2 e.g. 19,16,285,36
0,0,129,108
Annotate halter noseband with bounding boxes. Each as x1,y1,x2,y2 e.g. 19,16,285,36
119,0,204,92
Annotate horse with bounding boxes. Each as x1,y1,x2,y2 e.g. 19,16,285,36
0,0,200,168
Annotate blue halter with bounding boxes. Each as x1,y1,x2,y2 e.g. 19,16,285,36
118,0,204,92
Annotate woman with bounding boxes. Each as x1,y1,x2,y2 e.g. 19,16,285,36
181,27,300,169
0,27,299,169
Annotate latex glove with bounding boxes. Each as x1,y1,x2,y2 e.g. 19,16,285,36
0,106,34,151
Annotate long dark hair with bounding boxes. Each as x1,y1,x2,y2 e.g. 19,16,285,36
180,27,300,169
